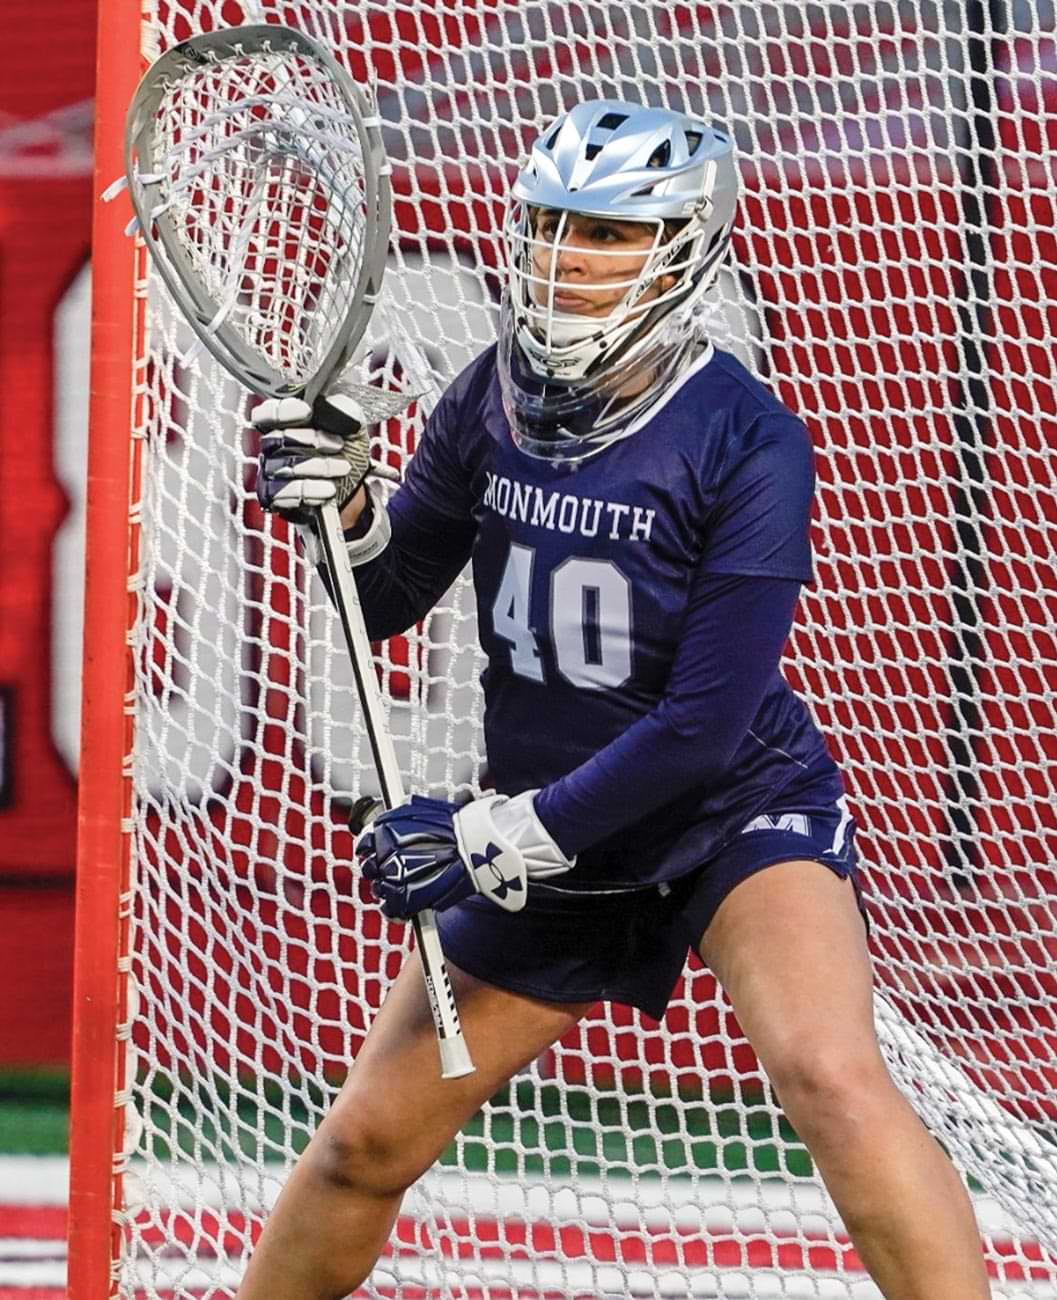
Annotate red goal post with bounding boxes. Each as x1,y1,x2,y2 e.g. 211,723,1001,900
71,4,1057,1298
68,0,143,1294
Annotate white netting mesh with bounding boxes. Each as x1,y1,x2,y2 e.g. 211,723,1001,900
110,3,1057,1296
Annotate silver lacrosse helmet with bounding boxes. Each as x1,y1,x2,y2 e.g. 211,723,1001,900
498,99,739,462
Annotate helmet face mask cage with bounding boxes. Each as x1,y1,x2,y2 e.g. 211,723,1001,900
505,203,702,372
497,99,738,462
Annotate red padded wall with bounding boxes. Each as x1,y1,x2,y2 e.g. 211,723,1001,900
0,0,96,1065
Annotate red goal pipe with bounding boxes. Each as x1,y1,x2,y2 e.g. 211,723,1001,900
68,0,144,1295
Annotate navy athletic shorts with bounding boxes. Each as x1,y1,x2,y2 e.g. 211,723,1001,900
434,792,864,1021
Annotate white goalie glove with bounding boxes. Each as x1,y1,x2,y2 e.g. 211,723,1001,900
455,791,576,911
253,392,391,527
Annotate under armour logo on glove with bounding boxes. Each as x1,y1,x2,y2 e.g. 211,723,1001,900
454,793,574,913
470,841,526,903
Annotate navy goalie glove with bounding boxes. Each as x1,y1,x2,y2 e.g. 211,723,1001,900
358,792,576,920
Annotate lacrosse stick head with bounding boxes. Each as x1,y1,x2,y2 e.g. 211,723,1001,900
124,24,391,401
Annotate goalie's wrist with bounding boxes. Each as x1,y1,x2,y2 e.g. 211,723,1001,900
342,482,391,566
340,484,369,533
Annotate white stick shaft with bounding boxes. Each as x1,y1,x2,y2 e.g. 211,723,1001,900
315,501,474,1079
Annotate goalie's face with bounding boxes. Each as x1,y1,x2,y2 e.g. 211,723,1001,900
528,209,676,319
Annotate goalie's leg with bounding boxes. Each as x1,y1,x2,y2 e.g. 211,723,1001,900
698,859,991,1300
235,960,591,1300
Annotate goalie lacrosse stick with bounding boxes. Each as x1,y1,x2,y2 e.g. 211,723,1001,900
117,23,473,1079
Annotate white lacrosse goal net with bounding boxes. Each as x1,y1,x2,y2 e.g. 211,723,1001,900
75,3,1057,1297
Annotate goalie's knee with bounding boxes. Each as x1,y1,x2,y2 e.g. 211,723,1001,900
307,1115,433,1200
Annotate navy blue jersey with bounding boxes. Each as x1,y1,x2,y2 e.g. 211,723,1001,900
350,343,844,892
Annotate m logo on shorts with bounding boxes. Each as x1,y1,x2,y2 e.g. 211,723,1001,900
742,812,811,836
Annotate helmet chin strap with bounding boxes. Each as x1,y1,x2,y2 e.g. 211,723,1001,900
542,311,606,349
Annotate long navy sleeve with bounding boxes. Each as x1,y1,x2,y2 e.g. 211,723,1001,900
533,571,803,856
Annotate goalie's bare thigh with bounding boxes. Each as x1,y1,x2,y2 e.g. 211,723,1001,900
698,858,882,1105
309,957,592,1193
